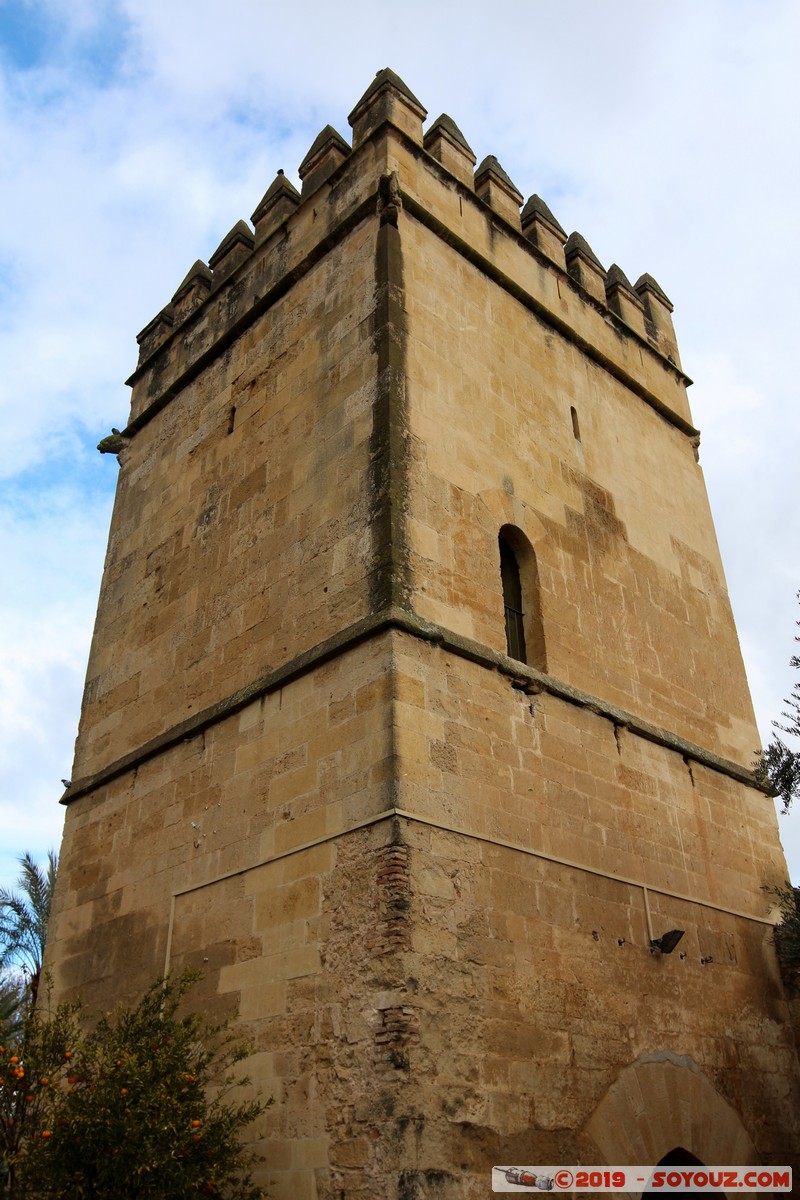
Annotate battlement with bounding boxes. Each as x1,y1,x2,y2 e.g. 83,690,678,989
126,68,691,431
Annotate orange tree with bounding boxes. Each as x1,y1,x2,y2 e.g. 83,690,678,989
0,992,76,1196
1,974,268,1199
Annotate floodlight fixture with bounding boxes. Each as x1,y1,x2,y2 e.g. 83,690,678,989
650,929,685,955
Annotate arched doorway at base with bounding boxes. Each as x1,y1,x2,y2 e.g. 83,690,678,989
643,1147,725,1199
586,1057,756,1171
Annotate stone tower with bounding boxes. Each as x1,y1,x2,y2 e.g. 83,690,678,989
48,70,799,1196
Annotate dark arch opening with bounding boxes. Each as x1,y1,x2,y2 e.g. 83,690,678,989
659,1150,703,1165
498,527,546,671
643,1148,726,1199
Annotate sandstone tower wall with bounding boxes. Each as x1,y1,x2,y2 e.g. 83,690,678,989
386,131,755,763
74,216,379,780
46,69,800,1198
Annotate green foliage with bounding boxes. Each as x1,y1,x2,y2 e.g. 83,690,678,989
755,595,800,813
766,883,800,964
756,738,800,813
0,852,58,1014
0,991,77,1196
1,973,268,1200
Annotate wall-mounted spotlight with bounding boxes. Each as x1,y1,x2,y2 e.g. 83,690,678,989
650,929,685,955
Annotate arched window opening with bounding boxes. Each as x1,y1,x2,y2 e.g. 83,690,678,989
500,536,526,663
499,526,546,672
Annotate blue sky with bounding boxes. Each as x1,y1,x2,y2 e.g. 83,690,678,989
1,0,127,74
1,0,799,893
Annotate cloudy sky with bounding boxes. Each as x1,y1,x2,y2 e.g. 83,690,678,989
1,0,798,894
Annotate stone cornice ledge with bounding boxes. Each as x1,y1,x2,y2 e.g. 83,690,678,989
62,606,766,805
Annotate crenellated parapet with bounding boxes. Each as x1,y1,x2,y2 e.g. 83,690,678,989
298,125,351,198
127,66,691,430
423,114,475,187
251,170,300,246
347,66,426,147
135,304,174,363
171,260,212,319
635,272,681,366
605,263,646,338
520,194,567,267
474,155,524,228
208,220,254,282
565,230,607,305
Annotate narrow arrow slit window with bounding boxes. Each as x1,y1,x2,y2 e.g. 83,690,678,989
500,534,527,663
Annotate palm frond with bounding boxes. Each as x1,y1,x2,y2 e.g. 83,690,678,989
0,851,59,994
0,972,24,1037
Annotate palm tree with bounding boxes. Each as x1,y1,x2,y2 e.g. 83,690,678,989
0,851,58,1013
0,972,23,1036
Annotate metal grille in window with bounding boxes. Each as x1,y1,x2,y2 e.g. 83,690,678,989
500,535,527,664
504,604,526,662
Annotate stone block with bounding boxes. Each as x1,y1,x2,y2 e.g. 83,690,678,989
253,877,321,929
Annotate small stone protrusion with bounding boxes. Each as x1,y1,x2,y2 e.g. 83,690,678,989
208,220,255,284
565,231,607,304
97,427,130,456
378,171,402,227
251,170,301,246
136,304,174,362
348,67,427,149
423,113,476,188
635,273,681,367
474,155,524,229
298,125,351,198
171,260,213,321
605,263,646,335
521,194,567,267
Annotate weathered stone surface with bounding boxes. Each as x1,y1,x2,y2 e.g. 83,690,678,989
46,69,800,1197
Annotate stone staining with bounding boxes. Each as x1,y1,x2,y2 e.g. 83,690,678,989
47,68,800,1198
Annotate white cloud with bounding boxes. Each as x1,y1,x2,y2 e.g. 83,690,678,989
0,470,113,885
1,0,799,890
